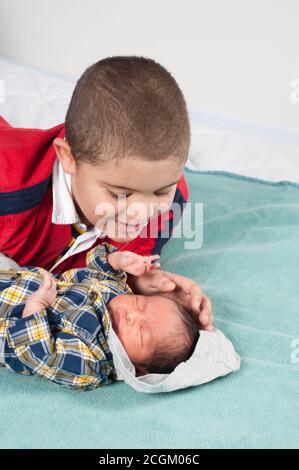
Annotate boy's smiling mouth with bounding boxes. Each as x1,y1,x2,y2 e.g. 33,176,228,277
115,218,146,233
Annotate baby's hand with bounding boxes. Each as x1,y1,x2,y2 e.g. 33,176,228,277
107,251,160,276
22,270,58,318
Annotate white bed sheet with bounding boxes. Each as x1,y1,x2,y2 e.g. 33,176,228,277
0,55,298,184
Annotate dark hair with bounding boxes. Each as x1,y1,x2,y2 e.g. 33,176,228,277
142,299,200,375
64,56,190,166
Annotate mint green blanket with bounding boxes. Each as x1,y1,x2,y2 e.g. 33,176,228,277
1,168,298,449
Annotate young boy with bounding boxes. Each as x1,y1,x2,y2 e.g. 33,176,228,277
0,56,211,321
0,242,211,391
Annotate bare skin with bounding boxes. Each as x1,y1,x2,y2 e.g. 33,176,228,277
53,138,213,320
22,252,213,374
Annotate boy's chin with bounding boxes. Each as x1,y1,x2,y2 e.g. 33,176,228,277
107,227,145,243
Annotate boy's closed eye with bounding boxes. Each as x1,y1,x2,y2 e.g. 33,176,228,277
107,189,172,200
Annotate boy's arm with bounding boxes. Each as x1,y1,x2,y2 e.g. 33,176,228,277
5,310,113,391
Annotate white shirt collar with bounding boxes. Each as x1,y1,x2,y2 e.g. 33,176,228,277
51,158,103,236
52,158,81,225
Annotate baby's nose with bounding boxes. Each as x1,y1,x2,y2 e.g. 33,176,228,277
127,309,142,325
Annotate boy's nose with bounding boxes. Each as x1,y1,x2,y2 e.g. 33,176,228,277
123,201,157,222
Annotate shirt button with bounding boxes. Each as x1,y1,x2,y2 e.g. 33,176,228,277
11,272,22,281
89,291,97,301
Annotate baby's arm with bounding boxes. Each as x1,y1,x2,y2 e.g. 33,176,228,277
85,242,160,288
22,270,57,318
107,251,160,276
6,310,109,390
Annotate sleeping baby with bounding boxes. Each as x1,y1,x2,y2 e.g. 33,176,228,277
0,242,210,390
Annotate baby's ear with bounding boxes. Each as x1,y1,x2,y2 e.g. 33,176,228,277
134,364,149,377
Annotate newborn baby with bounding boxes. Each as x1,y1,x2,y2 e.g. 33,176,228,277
0,243,209,390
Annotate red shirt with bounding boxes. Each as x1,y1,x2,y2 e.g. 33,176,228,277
0,116,189,273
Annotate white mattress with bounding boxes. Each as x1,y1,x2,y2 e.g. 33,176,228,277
1,55,299,184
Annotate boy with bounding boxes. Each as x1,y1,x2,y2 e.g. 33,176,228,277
0,242,211,391
0,56,211,321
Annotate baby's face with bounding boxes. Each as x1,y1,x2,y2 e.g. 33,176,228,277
60,155,183,241
107,294,182,368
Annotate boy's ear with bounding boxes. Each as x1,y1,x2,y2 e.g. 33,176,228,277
53,137,77,175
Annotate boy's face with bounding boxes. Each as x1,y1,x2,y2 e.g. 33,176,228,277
107,294,183,375
54,139,184,242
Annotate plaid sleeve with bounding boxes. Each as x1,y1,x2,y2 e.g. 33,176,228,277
6,311,106,391
86,242,128,282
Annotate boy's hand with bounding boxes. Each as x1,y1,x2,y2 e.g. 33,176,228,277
128,269,213,331
22,270,58,318
107,251,160,276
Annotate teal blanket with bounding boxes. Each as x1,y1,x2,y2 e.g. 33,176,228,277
1,168,298,448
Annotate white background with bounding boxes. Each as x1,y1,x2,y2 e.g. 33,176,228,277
0,0,299,130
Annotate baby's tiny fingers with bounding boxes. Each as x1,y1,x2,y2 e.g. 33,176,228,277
149,262,160,270
145,262,159,272
148,255,160,264
142,254,160,263
41,271,57,291
41,271,52,288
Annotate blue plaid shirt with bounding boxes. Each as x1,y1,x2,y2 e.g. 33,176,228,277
0,242,133,391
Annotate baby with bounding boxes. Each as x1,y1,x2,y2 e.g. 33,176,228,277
0,242,207,391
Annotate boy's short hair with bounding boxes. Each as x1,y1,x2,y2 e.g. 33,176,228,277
65,56,190,166
140,299,200,375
